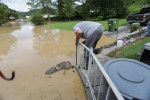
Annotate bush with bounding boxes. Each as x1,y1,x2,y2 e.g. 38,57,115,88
31,13,44,25
0,3,9,25
96,16,103,20
130,23,141,33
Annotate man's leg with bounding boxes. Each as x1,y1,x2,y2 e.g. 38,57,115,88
85,26,103,49
84,26,103,69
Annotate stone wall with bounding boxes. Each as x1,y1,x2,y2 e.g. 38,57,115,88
96,29,147,56
96,28,148,65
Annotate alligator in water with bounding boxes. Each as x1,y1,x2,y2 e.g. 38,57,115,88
45,61,74,75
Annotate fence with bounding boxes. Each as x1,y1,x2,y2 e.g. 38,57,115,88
76,41,125,100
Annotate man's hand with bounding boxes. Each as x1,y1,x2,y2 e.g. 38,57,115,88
82,40,85,44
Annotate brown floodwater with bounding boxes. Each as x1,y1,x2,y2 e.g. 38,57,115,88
0,22,115,100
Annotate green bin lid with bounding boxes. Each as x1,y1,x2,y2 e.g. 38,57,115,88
109,19,118,21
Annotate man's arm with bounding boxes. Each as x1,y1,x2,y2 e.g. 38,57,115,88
75,29,82,46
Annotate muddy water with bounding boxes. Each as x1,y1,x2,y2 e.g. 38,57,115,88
0,22,115,100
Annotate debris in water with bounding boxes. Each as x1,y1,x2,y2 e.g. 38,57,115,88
72,70,76,73
45,61,74,75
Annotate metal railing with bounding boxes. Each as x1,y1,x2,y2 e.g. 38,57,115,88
76,41,125,100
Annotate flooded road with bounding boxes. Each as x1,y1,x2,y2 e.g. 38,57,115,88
0,22,115,100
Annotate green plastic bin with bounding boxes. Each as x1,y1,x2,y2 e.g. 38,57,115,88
108,19,118,32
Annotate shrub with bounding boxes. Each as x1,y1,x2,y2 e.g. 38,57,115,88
96,16,103,20
130,23,141,33
0,4,9,25
31,13,44,25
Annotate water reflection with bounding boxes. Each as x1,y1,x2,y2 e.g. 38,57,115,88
0,26,20,59
33,25,76,58
0,22,86,100
2,22,21,27
12,23,34,38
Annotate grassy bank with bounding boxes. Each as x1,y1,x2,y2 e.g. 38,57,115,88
50,18,128,31
108,37,150,60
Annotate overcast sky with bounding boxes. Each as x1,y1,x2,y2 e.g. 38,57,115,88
2,0,57,12
2,0,30,12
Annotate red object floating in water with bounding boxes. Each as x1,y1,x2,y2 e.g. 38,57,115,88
0,70,15,81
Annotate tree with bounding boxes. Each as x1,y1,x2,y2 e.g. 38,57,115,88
27,0,39,10
57,0,65,18
94,0,128,19
39,0,52,23
31,13,44,25
62,0,75,20
88,0,101,16
27,0,53,23
41,7,55,15
115,0,128,18
8,9,20,19
57,0,75,20
0,3,9,25
145,0,150,4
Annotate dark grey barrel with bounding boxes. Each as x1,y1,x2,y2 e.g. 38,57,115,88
139,42,150,65
104,58,150,100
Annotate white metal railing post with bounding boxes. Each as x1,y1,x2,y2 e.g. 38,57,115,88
76,42,80,68
88,47,93,78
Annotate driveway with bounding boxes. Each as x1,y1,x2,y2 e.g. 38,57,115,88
103,24,147,39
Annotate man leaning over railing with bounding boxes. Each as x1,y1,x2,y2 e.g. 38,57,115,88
73,21,104,69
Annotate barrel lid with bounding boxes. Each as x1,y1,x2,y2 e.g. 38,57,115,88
118,66,144,83
104,58,150,100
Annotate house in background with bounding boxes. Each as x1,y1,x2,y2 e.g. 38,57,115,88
9,16,15,21
25,16,30,19
42,14,56,18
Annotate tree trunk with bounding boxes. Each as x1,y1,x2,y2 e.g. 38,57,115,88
48,4,51,24
48,11,50,24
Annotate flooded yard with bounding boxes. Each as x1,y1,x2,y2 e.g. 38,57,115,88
0,22,115,100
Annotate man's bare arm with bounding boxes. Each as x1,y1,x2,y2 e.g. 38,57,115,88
75,29,82,46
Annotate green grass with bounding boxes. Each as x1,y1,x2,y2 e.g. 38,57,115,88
108,37,150,60
50,21,80,30
50,18,128,31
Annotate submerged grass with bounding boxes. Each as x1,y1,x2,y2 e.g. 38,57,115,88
108,37,150,60
50,18,128,31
